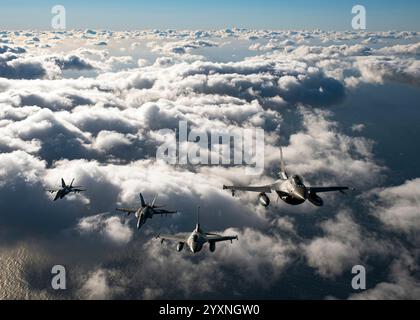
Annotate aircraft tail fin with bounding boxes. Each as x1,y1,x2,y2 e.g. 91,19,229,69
279,147,288,180
61,178,66,188
196,206,201,231
139,193,146,207
151,193,158,207
70,178,74,187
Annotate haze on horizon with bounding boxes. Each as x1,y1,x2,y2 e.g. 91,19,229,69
0,0,420,31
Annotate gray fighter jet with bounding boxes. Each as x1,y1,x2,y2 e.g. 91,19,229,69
46,178,86,201
223,148,352,207
116,193,177,229
157,207,238,253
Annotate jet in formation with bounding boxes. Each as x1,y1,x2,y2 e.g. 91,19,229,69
223,148,352,207
116,193,177,229
157,207,238,253
46,178,86,201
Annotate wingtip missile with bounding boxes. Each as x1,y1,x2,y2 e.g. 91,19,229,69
222,185,236,196
339,187,356,194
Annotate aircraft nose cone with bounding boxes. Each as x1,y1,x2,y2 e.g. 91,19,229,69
295,187,307,200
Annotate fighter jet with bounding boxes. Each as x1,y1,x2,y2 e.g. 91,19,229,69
46,178,86,201
116,193,177,229
223,147,352,207
156,207,238,253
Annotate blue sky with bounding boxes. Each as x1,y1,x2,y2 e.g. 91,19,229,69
1,0,419,30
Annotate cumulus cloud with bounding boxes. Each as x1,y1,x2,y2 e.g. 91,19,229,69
148,39,218,57
303,212,364,277
78,269,124,299
303,210,394,279
78,213,133,245
368,179,420,234
355,57,420,87
53,55,95,71
375,42,420,56
0,54,57,79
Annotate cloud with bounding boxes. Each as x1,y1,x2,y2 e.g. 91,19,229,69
351,123,365,132
77,213,133,245
78,269,124,299
0,55,56,79
303,212,363,277
0,44,26,54
148,39,218,57
53,55,95,71
368,179,420,234
375,42,420,56
92,130,132,152
355,57,420,87
303,210,392,279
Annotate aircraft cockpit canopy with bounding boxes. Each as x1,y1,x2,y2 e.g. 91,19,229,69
292,175,304,186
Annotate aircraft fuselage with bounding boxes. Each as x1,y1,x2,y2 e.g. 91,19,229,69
186,229,206,253
135,206,154,229
54,187,72,201
273,176,308,205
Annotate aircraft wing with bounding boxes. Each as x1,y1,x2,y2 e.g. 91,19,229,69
308,186,350,193
222,184,272,193
206,233,238,243
45,189,58,193
153,209,178,215
116,208,136,214
72,188,86,193
157,233,189,243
